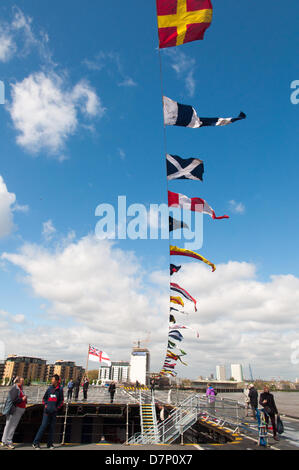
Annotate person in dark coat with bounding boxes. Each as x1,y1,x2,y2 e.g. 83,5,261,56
82,377,89,400
248,384,258,418
259,386,279,440
150,378,156,396
32,374,64,449
73,378,80,401
108,381,116,403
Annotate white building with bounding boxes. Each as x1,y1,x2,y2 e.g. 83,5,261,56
111,362,129,382
129,345,150,386
231,364,244,382
98,367,110,381
98,362,129,383
216,365,226,381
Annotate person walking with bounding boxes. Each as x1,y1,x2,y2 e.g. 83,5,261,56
32,374,64,450
259,386,279,441
248,384,258,418
67,379,74,402
206,384,216,411
158,405,165,424
108,381,116,403
1,377,27,449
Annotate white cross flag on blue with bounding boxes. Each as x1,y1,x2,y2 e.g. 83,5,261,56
163,96,246,128
167,154,204,181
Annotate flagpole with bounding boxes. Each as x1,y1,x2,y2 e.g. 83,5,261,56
85,344,90,379
157,45,174,377
98,362,101,384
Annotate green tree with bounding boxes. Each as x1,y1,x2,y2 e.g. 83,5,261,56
86,370,99,381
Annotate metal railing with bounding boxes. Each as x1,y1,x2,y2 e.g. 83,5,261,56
0,385,145,412
0,387,262,445
157,394,201,444
126,393,253,445
127,393,200,445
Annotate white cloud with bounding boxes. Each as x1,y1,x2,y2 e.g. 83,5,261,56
229,199,245,214
0,7,51,63
0,175,29,239
12,203,29,213
118,148,126,160
71,80,103,117
1,234,299,379
118,77,137,88
164,49,196,97
0,31,16,62
170,262,299,379
1,236,168,367
83,51,137,88
11,314,25,323
42,220,56,241
0,176,16,238
7,72,104,157
82,52,106,71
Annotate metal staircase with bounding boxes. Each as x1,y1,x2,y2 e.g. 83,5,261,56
127,393,202,445
140,401,159,443
157,394,201,444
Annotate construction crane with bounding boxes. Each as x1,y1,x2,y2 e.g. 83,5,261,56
133,331,151,349
249,364,254,382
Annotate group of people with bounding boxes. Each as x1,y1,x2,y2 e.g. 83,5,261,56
66,377,89,402
0,374,99,449
0,374,120,449
1,374,64,450
244,384,280,440
1,377,281,448
206,383,280,441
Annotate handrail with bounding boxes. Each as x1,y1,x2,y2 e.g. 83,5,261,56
129,393,250,445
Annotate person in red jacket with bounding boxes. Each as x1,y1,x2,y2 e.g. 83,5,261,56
32,374,64,449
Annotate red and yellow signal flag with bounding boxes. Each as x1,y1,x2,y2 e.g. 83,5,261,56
170,296,185,307
170,245,216,272
156,0,213,49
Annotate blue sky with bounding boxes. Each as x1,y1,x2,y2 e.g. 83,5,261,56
0,1,298,380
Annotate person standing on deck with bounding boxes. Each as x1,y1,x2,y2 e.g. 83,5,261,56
73,378,80,401
32,374,64,450
82,377,89,401
67,379,74,401
206,384,216,411
259,386,279,441
248,384,258,418
1,377,27,449
108,381,116,403
150,378,156,396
